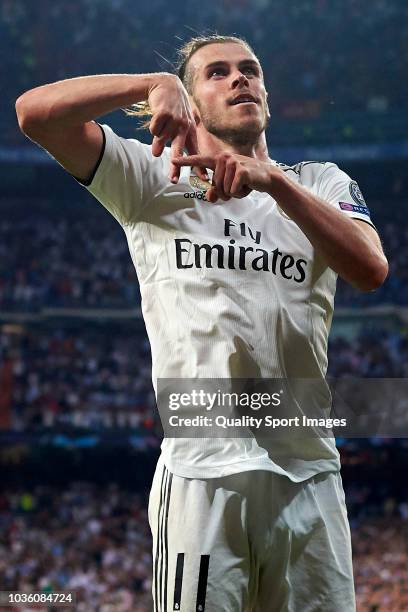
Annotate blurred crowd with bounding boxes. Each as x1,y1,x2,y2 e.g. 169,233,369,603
335,219,408,307
0,326,154,432
353,518,408,611
0,210,407,311
0,215,139,311
3,0,408,145
0,324,406,432
1,1,408,595
328,329,408,378
0,482,406,612
0,483,153,611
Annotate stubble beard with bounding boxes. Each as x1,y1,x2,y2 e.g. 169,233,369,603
197,102,269,148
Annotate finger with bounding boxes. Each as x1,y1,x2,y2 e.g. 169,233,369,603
152,114,184,157
239,186,252,198
205,186,219,204
184,122,199,156
149,113,168,137
169,133,186,183
230,170,252,198
184,126,210,182
152,134,168,157
171,155,216,172
213,156,230,201
191,166,210,183
223,159,237,197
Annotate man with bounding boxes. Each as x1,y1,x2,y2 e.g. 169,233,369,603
16,35,388,611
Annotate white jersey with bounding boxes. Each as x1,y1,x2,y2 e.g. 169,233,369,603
74,122,375,481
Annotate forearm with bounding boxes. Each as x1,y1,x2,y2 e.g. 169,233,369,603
15,72,171,132
269,172,388,291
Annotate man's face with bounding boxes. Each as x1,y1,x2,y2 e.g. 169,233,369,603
188,42,270,146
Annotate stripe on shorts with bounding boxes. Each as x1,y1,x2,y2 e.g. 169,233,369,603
196,554,210,611
154,462,173,611
163,467,172,610
173,553,184,610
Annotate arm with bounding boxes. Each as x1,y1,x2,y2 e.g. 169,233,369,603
171,153,388,292
269,174,388,291
15,73,201,183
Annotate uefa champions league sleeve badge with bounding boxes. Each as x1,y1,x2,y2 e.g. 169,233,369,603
349,181,367,205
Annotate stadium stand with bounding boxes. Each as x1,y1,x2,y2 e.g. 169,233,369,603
2,0,408,147
1,1,407,608
0,200,407,310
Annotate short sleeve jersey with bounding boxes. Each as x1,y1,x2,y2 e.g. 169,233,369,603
73,122,376,481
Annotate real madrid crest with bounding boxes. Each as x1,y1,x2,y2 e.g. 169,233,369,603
189,172,212,191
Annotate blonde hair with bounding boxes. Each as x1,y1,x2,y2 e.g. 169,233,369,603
124,34,255,128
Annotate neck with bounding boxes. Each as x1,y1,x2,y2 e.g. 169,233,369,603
196,127,269,161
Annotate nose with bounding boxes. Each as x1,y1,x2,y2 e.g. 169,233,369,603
231,72,249,89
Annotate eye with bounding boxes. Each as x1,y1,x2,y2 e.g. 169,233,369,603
209,67,227,77
242,66,258,76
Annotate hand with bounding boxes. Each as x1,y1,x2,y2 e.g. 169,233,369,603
147,74,208,184
171,152,281,203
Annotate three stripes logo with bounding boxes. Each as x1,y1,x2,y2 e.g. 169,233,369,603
173,553,184,610
195,554,210,610
172,553,209,611
153,466,210,612
153,463,172,611
153,463,210,611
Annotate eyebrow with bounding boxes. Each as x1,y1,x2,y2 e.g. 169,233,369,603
203,59,261,73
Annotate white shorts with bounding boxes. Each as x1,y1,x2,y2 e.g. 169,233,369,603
148,455,356,612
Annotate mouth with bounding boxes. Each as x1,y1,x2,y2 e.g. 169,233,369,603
229,94,259,106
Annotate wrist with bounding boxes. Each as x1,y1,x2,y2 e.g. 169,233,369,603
266,165,291,198
147,72,179,98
